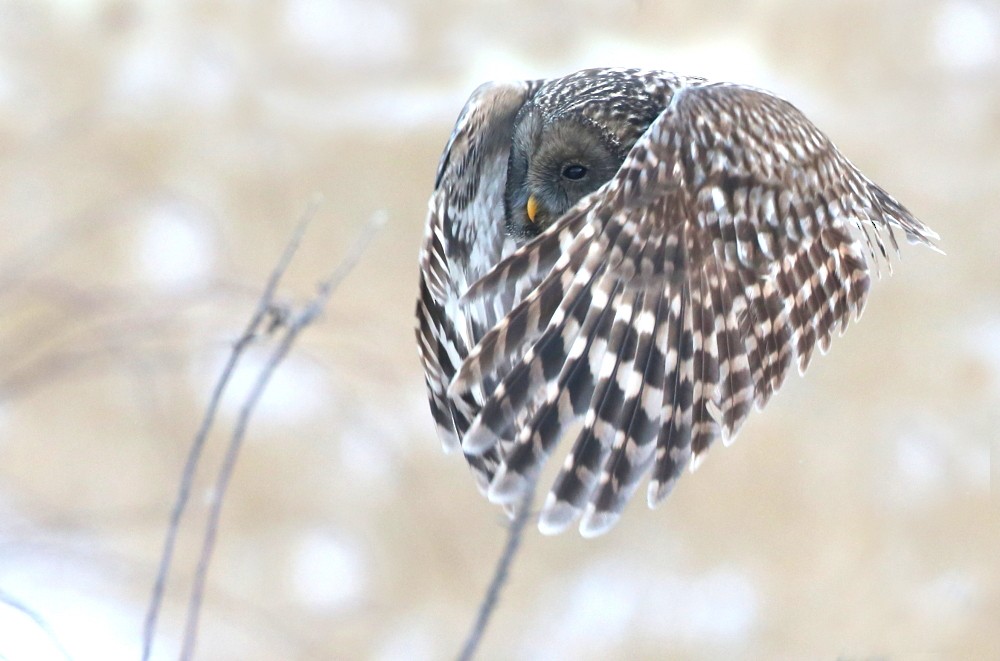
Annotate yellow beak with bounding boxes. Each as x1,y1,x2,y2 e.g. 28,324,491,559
526,195,539,223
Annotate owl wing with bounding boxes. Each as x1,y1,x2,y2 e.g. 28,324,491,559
450,82,939,536
416,78,545,491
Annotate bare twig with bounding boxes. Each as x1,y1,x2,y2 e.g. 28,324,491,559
178,211,385,660
142,200,319,660
457,482,537,661
141,197,372,660
0,589,72,661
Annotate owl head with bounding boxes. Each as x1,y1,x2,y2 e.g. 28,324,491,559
502,69,667,239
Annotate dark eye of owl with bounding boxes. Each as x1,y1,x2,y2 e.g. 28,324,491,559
561,164,588,180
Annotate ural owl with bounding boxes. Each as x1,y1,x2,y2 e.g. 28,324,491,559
415,68,938,537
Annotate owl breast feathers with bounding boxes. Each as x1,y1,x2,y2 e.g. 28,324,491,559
415,67,939,537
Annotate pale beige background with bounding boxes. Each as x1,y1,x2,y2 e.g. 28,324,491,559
0,1,997,659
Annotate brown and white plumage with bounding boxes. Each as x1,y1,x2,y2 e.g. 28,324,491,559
416,68,939,537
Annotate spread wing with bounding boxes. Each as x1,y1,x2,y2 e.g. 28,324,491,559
416,78,544,492
449,82,939,536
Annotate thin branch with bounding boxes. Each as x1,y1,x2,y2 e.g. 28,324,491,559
179,211,385,660
457,481,537,661
142,198,322,661
0,589,72,661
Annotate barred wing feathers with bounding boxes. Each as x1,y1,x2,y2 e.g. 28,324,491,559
416,78,543,490
450,82,938,536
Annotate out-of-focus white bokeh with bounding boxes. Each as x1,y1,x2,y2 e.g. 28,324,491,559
0,1,996,659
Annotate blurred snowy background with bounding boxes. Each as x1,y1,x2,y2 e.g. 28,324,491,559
0,0,997,659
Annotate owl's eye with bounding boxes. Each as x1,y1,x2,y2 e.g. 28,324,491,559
562,164,588,180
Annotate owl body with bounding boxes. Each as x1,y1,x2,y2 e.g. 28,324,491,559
416,68,938,537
